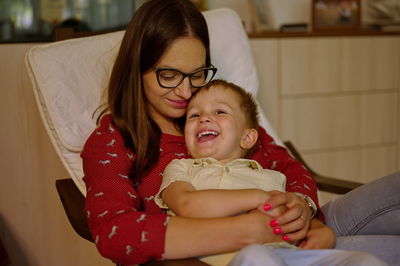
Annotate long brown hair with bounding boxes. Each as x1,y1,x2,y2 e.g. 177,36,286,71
107,0,211,183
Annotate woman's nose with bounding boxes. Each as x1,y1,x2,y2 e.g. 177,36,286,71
174,77,192,99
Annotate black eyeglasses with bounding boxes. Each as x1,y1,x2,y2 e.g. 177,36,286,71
152,65,217,88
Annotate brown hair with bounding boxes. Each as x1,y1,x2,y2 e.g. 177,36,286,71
192,79,260,130
107,0,211,183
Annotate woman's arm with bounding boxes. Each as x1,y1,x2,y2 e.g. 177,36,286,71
162,181,272,217
82,116,170,265
164,209,283,259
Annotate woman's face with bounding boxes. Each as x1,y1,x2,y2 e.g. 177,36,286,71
142,36,206,134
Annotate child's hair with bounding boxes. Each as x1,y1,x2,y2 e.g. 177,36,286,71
192,79,260,129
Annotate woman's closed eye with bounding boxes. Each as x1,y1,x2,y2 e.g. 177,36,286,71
191,71,205,81
160,71,179,81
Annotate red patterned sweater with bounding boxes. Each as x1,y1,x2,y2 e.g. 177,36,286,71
81,114,321,265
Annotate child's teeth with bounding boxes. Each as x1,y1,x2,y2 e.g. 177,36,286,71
198,131,218,138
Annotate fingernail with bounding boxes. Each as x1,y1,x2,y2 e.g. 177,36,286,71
263,204,272,211
282,235,289,241
270,219,279,227
273,227,282,234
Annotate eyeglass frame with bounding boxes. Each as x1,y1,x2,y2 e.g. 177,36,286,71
152,65,217,89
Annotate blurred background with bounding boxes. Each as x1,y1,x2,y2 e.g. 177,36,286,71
1,0,400,42
0,1,399,266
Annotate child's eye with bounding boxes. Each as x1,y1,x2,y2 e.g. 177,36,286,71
215,110,226,115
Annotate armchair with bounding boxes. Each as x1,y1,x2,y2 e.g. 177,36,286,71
26,8,361,266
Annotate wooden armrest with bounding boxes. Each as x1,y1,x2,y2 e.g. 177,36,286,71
0,237,10,265
55,179,93,242
283,141,362,194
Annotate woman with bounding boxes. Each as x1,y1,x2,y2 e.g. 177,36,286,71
81,0,400,265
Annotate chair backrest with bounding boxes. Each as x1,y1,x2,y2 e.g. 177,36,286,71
25,8,282,195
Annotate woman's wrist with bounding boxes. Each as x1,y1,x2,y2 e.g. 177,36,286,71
295,192,317,219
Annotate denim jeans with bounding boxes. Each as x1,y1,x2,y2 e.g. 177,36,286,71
229,172,400,266
322,171,400,265
229,244,387,266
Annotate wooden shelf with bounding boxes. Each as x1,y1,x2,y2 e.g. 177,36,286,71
248,29,400,38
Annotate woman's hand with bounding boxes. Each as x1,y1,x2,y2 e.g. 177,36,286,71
257,198,288,218
263,191,313,242
298,219,336,249
245,209,285,244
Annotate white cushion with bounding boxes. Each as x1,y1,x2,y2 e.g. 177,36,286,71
26,8,281,195
204,9,281,145
26,31,124,194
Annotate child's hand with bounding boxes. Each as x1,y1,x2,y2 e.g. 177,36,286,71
298,220,336,249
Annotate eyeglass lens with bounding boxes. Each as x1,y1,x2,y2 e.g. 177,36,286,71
158,68,215,88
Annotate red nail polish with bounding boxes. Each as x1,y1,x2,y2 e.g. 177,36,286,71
282,235,289,241
273,227,282,234
270,219,279,227
263,203,272,211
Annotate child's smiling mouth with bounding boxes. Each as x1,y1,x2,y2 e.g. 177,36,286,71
196,130,219,142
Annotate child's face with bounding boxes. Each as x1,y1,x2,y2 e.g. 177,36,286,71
184,85,252,163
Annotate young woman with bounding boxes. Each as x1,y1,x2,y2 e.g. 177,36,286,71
81,0,400,265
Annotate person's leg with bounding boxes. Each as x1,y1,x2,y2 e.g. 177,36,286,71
229,244,387,266
322,171,400,235
335,235,400,266
274,248,387,266
228,244,287,266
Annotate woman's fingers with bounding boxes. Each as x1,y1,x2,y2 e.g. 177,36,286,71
265,191,313,240
283,192,306,209
274,207,309,231
247,209,284,243
283,227,309,242
264,191,289,208
263,205,288,217
266,192,308,212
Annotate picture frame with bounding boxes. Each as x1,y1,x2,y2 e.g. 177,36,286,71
247,0,274,33
312,0,361,32
190,0,207,11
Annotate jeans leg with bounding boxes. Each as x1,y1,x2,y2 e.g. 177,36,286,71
335,235,400,266
228,244,287,266
229,245,387,266
274,248,387,266
322,171,400,235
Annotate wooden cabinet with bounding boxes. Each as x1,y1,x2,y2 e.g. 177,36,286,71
251,36,400,184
